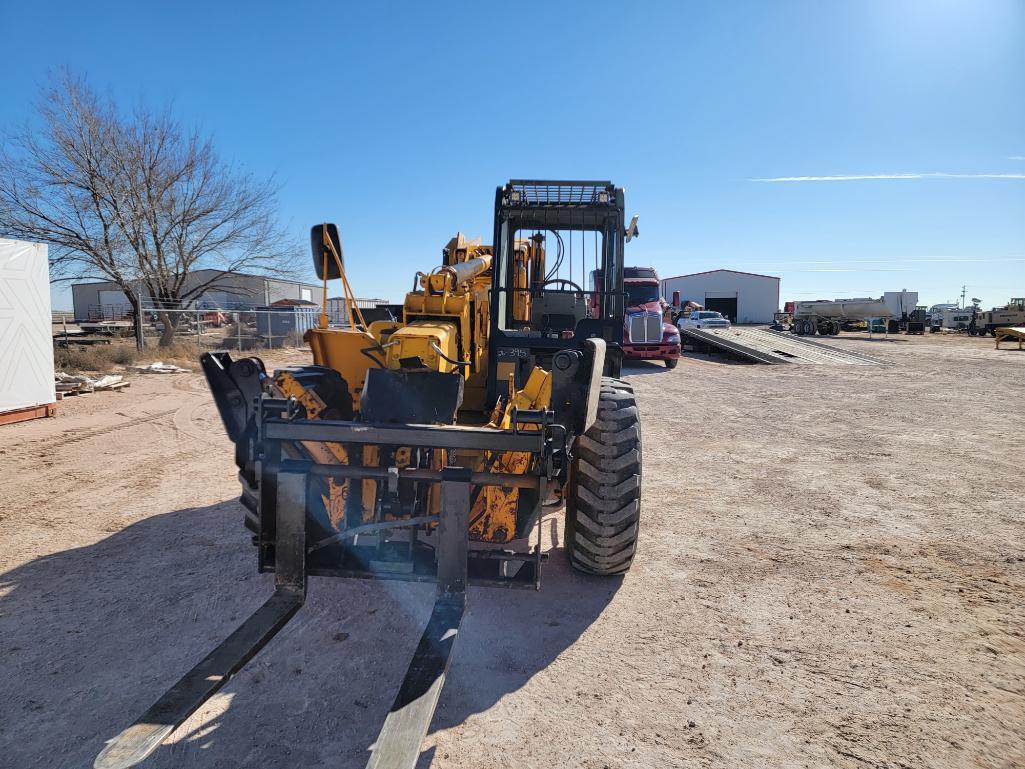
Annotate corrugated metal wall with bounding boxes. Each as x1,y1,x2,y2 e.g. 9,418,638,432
71,272,324,318
662,271,779,324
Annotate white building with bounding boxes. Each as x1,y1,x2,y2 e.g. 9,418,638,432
661,269,780,324
71,269,324,321
1,239,55,424
326,296,393,325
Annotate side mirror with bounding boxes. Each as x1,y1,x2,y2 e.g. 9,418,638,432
625,214,640,243
310,223,344,280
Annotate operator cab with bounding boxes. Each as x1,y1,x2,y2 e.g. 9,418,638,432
487,180,634,407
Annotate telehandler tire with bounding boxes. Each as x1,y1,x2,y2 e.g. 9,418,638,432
565,377,641,576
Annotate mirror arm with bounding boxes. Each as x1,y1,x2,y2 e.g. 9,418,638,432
320,248,329,329
323,227,367,330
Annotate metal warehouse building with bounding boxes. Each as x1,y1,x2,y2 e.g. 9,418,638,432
662,269,780,324
71,269,323,321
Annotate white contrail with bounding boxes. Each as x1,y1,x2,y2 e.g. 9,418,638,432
735,257,1025,266
787,268,913,272
1007,156,1025,161
750,172,1025,182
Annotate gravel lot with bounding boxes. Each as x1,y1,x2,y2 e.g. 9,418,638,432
1,333,1022,769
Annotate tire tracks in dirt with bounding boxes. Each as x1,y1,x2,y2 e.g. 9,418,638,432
25,408,180,456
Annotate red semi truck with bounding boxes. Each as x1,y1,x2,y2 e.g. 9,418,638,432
592,267,681,368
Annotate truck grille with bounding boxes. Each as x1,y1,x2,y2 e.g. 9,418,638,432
628,313,662,343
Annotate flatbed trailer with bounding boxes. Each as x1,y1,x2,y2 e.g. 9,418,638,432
679,326,885,365
995,326,1025,350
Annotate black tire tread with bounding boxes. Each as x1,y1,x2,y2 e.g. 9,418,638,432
565,377,642,576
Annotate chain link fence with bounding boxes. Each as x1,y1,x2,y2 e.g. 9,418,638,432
138,307,315,352
57,299,394,359
138,303,398,352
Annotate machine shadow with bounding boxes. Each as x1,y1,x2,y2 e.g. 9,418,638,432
0,501,619,769
621,359,675,375
426,550,622,732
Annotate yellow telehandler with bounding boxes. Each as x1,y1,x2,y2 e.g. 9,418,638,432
96,180,643,769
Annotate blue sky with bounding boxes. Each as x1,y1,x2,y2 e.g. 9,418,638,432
2,0,1022,311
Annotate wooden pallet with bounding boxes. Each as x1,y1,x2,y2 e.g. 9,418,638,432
54,381,131,398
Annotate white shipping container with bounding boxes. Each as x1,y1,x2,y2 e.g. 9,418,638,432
0,239,56,417
942,308,974,329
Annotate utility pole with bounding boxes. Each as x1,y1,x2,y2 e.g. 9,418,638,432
959,285,967,309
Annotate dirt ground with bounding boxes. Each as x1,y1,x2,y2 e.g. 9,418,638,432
1,332,1023,769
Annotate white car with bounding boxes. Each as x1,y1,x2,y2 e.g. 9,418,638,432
678,310,731,330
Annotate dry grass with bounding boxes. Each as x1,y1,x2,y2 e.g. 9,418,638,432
54,343,139,373
53,334,302,374
54,339,206,373
138,340,210,369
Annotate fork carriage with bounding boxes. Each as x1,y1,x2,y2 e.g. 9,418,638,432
95,391,561,769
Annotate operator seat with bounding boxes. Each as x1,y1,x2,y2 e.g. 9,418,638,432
529,291,587,334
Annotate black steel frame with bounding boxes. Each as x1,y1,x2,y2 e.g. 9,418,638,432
486,179,627,408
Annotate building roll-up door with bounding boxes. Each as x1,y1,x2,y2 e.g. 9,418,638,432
705,297,738,322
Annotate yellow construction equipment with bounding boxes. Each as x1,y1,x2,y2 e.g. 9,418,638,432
96,180,643,769
975,298,1025,337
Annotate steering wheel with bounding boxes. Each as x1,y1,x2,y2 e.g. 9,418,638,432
538,278,585,295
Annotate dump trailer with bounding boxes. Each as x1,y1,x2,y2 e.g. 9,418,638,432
95,181,643,769
791,291,917,336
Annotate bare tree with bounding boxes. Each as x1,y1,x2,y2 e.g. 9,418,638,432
0,72,296,346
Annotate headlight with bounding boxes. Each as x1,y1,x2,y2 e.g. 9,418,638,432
665,333,680,343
